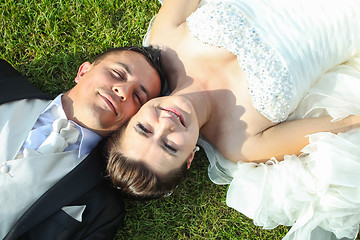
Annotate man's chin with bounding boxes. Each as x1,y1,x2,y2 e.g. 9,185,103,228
93,123,123,137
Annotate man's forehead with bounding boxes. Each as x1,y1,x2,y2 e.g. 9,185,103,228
103,51,152,73
106,50,144,62
104,50,161,97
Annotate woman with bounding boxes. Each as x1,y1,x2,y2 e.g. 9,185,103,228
106,0,360,239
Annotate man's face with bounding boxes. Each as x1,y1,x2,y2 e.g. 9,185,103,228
63,50,161,136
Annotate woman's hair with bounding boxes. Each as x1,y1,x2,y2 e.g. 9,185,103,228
105,128,188,200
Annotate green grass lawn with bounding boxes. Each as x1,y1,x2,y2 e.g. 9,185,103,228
115,150,290,240
1,0,358,239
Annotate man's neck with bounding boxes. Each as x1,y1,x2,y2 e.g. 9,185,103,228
61,92,110,138
61,92,75,124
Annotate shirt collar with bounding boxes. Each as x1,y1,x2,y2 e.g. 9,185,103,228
41,94,64,116
43,94,102,158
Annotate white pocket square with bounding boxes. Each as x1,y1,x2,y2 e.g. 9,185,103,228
62,205,86,222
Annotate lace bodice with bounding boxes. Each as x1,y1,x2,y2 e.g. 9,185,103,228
186,1,295,122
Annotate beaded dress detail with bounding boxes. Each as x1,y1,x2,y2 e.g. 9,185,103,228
186,1,294,122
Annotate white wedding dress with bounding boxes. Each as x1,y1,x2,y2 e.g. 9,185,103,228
145,0,360,239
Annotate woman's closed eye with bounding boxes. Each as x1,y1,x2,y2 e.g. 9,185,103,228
134,123,178,155
163,141,178,155
135,122,152,136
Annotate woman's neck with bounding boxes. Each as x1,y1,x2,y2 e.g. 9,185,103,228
172,80,212,130
161,47,213,129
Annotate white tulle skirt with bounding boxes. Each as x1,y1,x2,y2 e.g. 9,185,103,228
200,56,360,240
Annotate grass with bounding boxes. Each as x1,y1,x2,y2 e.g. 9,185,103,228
1,0,159,95
1,0,358,239
115,150,289,240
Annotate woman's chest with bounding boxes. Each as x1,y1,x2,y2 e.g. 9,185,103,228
200,84,276,162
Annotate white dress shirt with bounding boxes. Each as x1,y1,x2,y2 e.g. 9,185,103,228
20,94,102,158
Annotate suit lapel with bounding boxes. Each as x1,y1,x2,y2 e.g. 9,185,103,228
5,146,107,240
0,59,53,159
0,99,51,160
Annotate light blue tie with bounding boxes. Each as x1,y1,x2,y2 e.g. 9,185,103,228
22,118,80,157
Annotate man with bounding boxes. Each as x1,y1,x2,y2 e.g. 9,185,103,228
0,46,164,240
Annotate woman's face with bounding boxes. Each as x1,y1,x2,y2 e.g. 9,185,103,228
120,95,199,175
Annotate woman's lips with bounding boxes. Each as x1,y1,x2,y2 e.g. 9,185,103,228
160,107,185,127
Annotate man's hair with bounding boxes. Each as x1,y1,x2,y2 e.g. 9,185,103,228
105,128,188,200
93,45,167,94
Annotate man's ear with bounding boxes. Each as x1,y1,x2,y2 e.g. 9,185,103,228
186,151,195,169
75,62,92,83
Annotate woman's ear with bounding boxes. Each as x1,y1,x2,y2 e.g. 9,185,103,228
187,146,200,169
187,152,194,169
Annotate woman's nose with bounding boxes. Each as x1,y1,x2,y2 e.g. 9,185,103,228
159,117,175,131
154,117,175,139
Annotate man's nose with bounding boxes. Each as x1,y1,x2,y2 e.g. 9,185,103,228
112,83,134,101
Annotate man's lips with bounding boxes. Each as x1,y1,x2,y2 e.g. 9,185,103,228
100,93,118,115
160,107,185,127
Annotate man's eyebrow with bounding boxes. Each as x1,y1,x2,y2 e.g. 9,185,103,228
116,62,132,75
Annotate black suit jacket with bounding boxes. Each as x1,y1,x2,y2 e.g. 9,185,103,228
0,59,125,240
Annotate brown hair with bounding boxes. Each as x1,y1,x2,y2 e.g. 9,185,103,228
106,128,188,200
